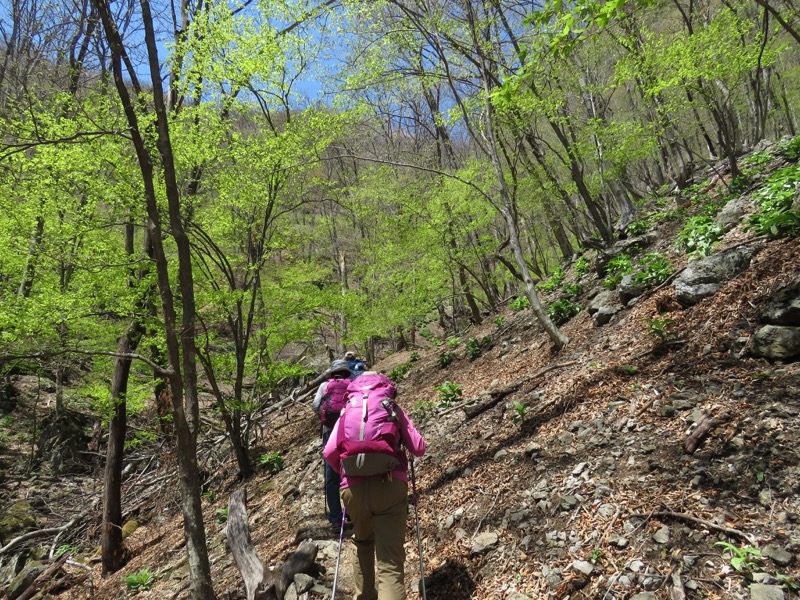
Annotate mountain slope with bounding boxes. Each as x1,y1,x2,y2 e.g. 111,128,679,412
10,149,800,600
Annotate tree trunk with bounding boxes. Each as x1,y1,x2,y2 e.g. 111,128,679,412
92,1,216,596
101,320,143,576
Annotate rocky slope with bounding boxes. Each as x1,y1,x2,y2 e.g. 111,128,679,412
2,144,800,600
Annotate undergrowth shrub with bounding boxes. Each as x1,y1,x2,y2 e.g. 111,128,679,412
547,299,581,325
632,253,673,286
748,164,800,238
676,215,724,257
602,254,633,289
510,296,530,311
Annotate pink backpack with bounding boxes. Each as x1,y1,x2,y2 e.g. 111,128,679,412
336,373,401,477
320,377,351,429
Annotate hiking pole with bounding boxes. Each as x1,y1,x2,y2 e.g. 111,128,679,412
409,456,427,600
322,424,328,520
331,505,347,599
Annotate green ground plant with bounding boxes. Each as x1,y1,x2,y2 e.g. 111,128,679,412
122,569,156,592
433,381,462,406
776,135,800,160
536,267,565,292
602,254,633,289
437,351,456,368
633,253,674,286
677,215,725,257
748,164,800,238
573,256,590,277
625,218,652,236
714,541,763,573
510,296,531,311
465,336,493,360
410,399,436,420
215,508,229,524
389,362,412,382
509,400,530,426
257,451,285,474
644,315,675,343
561,282,582,298
547,299,581,325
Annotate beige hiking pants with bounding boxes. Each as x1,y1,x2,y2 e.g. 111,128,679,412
341,478,409,600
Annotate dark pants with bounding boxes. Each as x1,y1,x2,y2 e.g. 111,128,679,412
322,429,342,524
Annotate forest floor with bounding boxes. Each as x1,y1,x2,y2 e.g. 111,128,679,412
2,158,800,599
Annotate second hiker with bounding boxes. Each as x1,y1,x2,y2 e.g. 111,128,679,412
311,359,353,526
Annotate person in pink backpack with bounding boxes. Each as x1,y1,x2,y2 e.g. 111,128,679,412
312,359,353,526
323,371,426,600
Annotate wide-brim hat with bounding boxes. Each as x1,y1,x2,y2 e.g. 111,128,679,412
328,359,352,376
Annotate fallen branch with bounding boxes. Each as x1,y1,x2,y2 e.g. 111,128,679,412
628,510,755,545
683,411,732,454
0,515,85,556
457,361,578,420
15,553,69,600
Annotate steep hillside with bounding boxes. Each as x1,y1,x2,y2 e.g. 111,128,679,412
2,146,800,600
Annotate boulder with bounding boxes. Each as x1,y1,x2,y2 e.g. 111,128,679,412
673,246,756,305
751,325,800,360
761,274,800,326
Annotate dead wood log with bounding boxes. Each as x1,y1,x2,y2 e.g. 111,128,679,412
683,411,732,454
15,553,69,600
226,488,319,600
226,489,267,600
460,361,578,420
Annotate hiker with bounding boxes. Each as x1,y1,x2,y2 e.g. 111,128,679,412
323,371,427,600
344,350,367,379
311,359,352,526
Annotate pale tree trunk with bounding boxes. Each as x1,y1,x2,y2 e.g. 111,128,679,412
464,2,568,350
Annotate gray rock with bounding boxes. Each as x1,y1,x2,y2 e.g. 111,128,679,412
629,593,657,600
628,559,645,572
762,544,794,566
572,560,594,575
598,504,616,518
524,443,542,457
761,274,800,326
749,583,785,600
751,325,800,360
559,495,579,510
715,197,750,230
293,573,314,594
505,593,533,600
619,272,648,304
653,526,670,544
673,246,756,305
470,531,499,555
595,306,620,326
6,562,46,600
